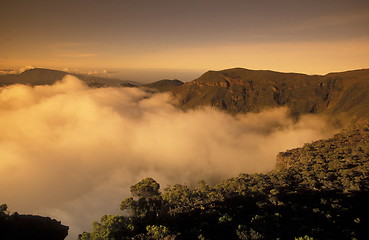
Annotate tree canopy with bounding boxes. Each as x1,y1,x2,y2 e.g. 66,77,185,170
79,124,369,240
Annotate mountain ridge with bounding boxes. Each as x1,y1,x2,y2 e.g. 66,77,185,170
1,67,369,124
0,68,136,87
142,79,184,92
171,67,369,124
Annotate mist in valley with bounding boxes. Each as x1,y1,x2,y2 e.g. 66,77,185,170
0,75,337,238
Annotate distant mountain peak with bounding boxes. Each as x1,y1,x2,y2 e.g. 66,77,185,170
142,79,184,92
0,67,137,88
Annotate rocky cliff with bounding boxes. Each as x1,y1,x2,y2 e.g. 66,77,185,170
172,68,369,123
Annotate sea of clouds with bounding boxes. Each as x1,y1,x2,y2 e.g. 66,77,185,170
0,75,336,238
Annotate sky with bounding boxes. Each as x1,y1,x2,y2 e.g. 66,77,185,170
1,0,369,80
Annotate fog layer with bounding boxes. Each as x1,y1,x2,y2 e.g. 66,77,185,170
0,76,336,238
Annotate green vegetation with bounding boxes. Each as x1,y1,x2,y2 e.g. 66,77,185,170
79,125,369,240
276,124,369,192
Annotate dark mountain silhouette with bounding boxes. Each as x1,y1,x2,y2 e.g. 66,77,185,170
142,79,184,92
0,68,136,87
170,68,369,124
0,211,68,240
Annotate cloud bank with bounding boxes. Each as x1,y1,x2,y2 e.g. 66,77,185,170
0,66,35,75
0,76,336,238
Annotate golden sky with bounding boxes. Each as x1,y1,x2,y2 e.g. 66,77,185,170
1,0,369,76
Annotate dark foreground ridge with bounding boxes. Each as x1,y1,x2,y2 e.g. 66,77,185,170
0,205,69,240
79,125,369,240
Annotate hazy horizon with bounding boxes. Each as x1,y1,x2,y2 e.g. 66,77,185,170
59,67,206,83
1,0,369,75
3,65,369,85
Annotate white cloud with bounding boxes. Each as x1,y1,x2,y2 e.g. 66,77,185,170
18,65,36,73
0,66,35,75
0,75,337,238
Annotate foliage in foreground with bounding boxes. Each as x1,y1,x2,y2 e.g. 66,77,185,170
79,125,369,240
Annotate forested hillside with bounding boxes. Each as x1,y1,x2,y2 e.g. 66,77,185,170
276,124,369,192
79,124,369,240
